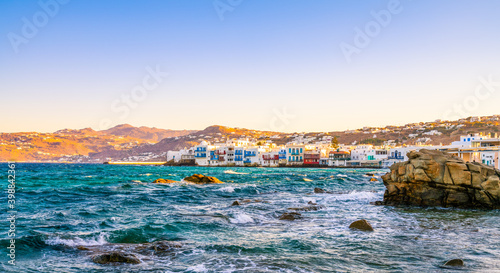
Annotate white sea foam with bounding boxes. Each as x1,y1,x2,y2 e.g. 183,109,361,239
336,174,348,177
187,263,208,272
45,233,108,247
230,213,254,224
224,170,249,175
216,186,235,193
325,191,381,202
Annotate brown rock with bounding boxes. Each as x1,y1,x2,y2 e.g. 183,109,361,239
444,259,464,267
481,176,500,197
380,149,500,209
148,241,182,254
91,251,141,265
152,178,177,184
414,168,431,182
231,200,241,206
446,162,471,187
279,212,302,221
349,219,374,232
467,162,482,173
183,174,223,184
314,187,326,193
398,164,406,175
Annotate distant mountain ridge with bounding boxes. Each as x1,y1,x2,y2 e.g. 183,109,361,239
101,124,196,142
1,115,499,162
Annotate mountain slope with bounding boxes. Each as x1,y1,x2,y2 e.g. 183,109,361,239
101,124,196,142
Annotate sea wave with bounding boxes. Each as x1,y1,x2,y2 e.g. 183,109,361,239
230,213,254,224
187,263,208,272
224,170,249,175
324,190,381,202
45,233,108,247
216,186,235,193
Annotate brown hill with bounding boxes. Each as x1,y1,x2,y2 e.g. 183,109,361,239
101,124,196,142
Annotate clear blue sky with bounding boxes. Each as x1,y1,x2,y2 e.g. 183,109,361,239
1,0,500,133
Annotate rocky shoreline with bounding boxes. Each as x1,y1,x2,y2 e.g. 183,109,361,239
379,149,500,209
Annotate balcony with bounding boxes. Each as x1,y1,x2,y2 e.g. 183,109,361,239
388,156,404,160
263,155,279,161
244,152,256,157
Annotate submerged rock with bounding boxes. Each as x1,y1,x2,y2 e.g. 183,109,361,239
444,259,464,267
349,219,374,231
231,200,241,206
91,251,141,265
239,199,269,204
183,174,223,184
314,188,327,193
287,205,324,211
381,149,500,209
152,178,177,184
146,241,182,255
79,241,182,265
279,212,302,221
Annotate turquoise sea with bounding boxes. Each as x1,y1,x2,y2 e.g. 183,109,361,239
1,163,500,272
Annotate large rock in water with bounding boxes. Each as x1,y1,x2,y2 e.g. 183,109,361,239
381,149,500,209
349,219,374,231
152,178,177,184
91,251,141,264
183,174,223,184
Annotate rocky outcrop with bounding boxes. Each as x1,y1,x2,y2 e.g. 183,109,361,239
152,178,177,183
279,212,302,221
380,149,500,209
444,259,464,267
91,251,141,265
349,219,374,231
314,187,334,193
183,174,223,184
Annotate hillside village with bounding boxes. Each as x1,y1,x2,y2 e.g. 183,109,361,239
166,131,499,169
161,115,500,170
1,115,499,167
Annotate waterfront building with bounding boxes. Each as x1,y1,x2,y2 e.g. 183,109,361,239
286,144,305,166
303,151,320,166
328,151,351,166
261,151,280,167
